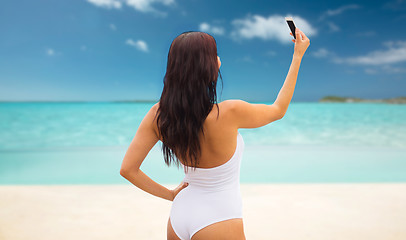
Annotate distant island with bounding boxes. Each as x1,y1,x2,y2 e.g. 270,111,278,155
319,96,406,104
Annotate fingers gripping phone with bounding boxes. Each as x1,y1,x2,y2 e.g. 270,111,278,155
285,17,296,39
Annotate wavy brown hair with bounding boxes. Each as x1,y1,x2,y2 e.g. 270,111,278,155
155,31,222,172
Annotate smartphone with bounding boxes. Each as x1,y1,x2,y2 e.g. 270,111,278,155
285,17,296,39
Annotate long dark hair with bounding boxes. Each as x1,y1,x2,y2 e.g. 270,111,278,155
155,31,222,172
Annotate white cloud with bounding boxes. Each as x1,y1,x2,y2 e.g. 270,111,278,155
125,0,174,17
312,43,406,75
235,56,253,63
327,22,340,32
230,14,317,44
86,0,122,9
313,42,406,66
336,41,406,65
46,48,55,56
45,48,63,56
381,65,406,74
383,0,406,11
319,4,361,20
364,68,378,75
126,39,149,52
312,48,333,58
199,22,225,35
364,65,406,75
266,50,277,56
109,23,117,30
316,5,361,37
86,0,174,16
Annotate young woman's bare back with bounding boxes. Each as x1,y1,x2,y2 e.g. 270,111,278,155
181,101,240,168
152,101,238,169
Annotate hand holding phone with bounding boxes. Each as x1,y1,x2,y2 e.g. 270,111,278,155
285,17,296,39
284,17,310,58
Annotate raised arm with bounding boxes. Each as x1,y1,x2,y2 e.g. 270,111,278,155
275,28,310,116
229,28,310,129
273,52,302,117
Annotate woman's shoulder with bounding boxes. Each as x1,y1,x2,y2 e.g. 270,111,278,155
151,100,247,121
152,101,160,109
219,99,249,113
146,102,160,116
215,99,248,122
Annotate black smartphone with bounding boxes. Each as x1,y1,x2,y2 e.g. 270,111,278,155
285,17,296,39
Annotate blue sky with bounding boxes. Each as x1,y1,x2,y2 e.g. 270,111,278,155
1,0,405,102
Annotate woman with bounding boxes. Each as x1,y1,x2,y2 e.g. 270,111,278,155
120,28,310,240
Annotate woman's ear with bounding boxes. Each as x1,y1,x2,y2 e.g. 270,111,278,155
217,56,221,68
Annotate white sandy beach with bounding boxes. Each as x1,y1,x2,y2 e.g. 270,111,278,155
1,183,405,240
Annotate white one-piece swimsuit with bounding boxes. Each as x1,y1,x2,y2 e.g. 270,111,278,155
169,132,245,240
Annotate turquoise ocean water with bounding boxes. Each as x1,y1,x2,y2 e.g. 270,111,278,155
0,102,405,184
